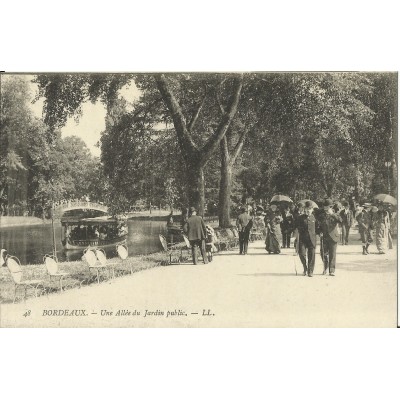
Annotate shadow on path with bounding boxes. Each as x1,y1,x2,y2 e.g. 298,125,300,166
337,257,396,273
215,252,294,257
237,272,298,277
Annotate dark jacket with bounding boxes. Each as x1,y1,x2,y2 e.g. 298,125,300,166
317,211,342,242
236,212,252,232
339,208,353,227
281,211,294,232
183,215,207,241
356,210,372,231
295,213,317,247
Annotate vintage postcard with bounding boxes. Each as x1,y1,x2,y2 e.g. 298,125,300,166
0,72,397,328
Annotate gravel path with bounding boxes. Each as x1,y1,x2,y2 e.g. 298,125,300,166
1,229,397,327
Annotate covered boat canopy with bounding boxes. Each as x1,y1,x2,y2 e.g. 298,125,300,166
61,216,126,225
79,216,126,225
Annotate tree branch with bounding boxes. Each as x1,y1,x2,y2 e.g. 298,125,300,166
230,129,248,166
154,74,199,157
229,108,268,166
201,75,244,165
221,135,230,163
188,86,207,132
216,78,227,114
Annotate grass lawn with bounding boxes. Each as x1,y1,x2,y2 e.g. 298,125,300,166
0,252,171,304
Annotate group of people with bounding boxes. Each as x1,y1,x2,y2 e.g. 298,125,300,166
67,223,127,242
179,198,395,273
356,202,393,255
235,198,395,277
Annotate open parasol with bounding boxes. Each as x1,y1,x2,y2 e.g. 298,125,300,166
373,194,397,205
270,194,293,204
297,199,318,208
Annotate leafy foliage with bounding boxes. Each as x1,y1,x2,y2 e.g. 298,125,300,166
31,72,397,220
1,76,106,215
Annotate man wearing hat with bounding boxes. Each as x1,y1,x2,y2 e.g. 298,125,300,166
294,200,317,277
339,201,354,245
356,204,373,255
183,207,208,265
236,206,253,255
317,199,342,276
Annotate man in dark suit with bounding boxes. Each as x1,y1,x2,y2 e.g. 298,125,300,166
317,199,342,276
294,201,317,277
183,207,208,265
339,201,353,245
281,206,294,248
236,206,253,255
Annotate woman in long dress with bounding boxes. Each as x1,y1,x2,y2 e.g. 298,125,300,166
374,203,390,254
264,204,283,254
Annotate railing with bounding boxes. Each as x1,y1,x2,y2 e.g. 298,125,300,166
53,201,109,217
203,215,219,223
67,236,127,247
70,239,102,247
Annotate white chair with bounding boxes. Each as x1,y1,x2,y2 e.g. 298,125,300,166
159,234,183,265
43,254,71,292
182,234,193,262
2,250,43,303
82,248,109,284
95,248,118,279
116,244,131,275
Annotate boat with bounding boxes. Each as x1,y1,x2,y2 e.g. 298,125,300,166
61,215,128,250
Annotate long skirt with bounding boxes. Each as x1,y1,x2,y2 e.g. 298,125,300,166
376,223,388,252
265,225,281,253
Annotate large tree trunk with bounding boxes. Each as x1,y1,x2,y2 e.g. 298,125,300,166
155,74,243,216
219,137,232,227
186,163,205,216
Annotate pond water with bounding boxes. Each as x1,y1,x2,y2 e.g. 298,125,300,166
0,219,168,265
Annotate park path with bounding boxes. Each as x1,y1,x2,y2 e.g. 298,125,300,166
1,229,397,328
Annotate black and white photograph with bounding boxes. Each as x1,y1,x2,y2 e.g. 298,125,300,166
0,71,397,327
1,2,400,400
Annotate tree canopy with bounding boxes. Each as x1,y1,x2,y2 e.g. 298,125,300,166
0,75,105,216
5,72,395,222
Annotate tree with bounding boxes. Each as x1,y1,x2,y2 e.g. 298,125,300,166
35,73,244,215
33,72,397,220
31,134,104,211
237,73,380,203
154,73,243,215
0,76,56,214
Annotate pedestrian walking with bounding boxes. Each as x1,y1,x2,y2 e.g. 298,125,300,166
373,202,390,254
386,204,394,249
281,206,294,248
183,207,208,265
356,204,373,255
294,201,317,277
339,201,354,245
236,206,253,255
317,198,342,276
293,202,305,252
264,204,283,254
